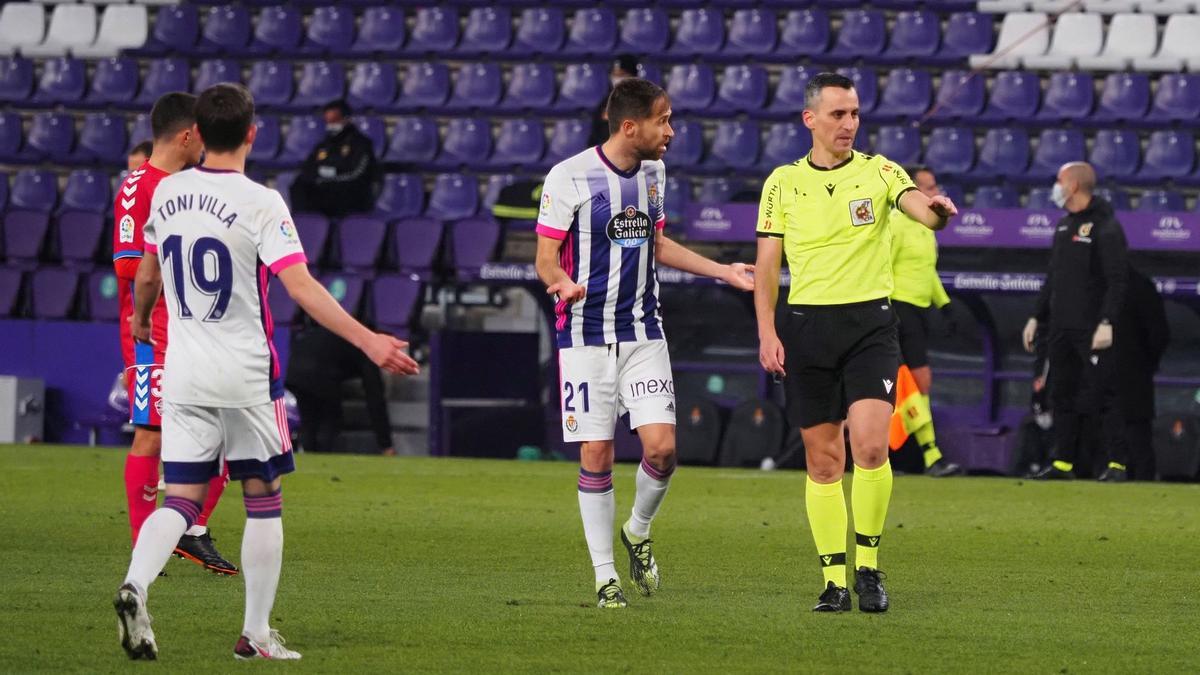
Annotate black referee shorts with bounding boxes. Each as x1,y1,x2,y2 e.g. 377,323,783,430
893,300,931,369
780,299,900,429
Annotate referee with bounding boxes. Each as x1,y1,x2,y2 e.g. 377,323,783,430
755,73,956,613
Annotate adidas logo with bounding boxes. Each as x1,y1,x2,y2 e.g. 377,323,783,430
665,401,675,413
883,379,894,394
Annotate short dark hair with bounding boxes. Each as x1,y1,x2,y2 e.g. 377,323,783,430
606,78,668,136
615,55,639,77
907,165,934,180
194,83,255,153
149,92,197,141
323,99,351,118
129,140,153,158
804,72,856,111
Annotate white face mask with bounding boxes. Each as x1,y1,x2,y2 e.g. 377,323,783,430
1050,182,1068,208
326,122,344,136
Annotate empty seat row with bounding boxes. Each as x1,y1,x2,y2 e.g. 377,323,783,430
0,3,146,58
129,5,995,62
1,168,113,214
973,11,1200,71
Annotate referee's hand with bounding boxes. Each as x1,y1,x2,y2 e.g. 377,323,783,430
929,194,958,218
547,281,586,304
759,332,786,377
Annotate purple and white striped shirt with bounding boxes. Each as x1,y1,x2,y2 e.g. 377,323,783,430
537,147,667,349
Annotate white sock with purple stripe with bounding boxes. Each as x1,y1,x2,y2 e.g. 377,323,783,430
124,496,200,595
627,458,675,540
242,490,284,642
577,469,618,584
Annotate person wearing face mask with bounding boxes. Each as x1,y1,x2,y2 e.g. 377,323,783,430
1023,162,1129,481
289,99,379,218
587,55,640,147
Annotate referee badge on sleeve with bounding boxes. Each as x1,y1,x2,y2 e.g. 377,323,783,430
849,198,876,227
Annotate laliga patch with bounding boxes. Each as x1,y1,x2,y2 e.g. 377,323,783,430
540,192,552,216
849,198,876,227
606,206,653,248
280,219,300,244
119,214,136,244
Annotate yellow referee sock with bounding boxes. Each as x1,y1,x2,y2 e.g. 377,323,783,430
805,476,847,589
852,461,893,571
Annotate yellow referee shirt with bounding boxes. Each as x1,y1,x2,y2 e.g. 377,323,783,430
757,151,917,306
890,209,951,309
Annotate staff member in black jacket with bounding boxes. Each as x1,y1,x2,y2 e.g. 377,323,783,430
1022,162,1129,481
1114,267,1169,479
290,100,380,218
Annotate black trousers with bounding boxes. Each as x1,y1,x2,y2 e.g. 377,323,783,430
294,363,392,454
1048,329,1128,467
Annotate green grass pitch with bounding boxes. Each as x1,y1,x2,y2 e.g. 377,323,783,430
1,444,1197,673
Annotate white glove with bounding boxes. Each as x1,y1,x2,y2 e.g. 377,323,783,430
1022,318,1038,353
1092,322,1113,350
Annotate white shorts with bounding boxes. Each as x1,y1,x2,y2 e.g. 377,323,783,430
161,399,295,484
558,340,676,442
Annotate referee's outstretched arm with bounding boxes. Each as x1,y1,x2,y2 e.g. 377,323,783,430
897,189,958,231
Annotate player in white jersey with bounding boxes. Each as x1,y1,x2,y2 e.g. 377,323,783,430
113,84,420,661
536,78,756,608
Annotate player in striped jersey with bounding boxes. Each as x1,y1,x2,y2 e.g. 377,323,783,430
536,78,755,608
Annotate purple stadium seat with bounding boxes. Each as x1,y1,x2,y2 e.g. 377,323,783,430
375,174,424,220
778,9,830,58
878,69,932,120
11,168,57,210
0,57,34,105
563,8,617,56
1089,129,1141,181
276,116,326,164
457,7,512,57
1029,129,1086,182
4,211,51,265
60,170,110,213
58,211,105,268
248,61,295,109
319,273,365,314
1036,72,1094,123
293,62,346,109
670,9,726,56
303,6,354,56
815,0,863,7
426,174,480,221
356,116,386,158
705,120,760,171
273,171,297,211
498,63,556,112
1093,73,1150,123
436,118,492,169
972,185,1019,209
451,217,501,280
266,281,297,328
881,11,939,62
664,175,690,224
396,63,450,111
557,63,608,112
30,269,79,319
875,126,922,166
87,271,120,321
711,65,768,115
763,122,812,167
1137,130,1195,181
23,113,74,165
135,58,189,107
195,5,252,56
246,5,302,56
619,8,670,55
490,118,545,169
669,119,704,168
760,65,813,119
838,67,878,113
349,7,404,55
979,70,1040,122
194,59,240,93
1095,187,1130,211
445,62,502,111
127,115,151,152
930,70,985,119
1026,187,1054,210
483,174,516,213
71,114,126,166
667,64,716,114
134,4,199,57
384,117,438,165
1137,190,1185,213
976,128,1030,179
513,7,565,57
828,10,886,63
941,12,994,60
1148,73,1200,123
726,8,778,56
545,119,589,165
337,215,387,273
32,57,85,106
924,127,975,177
406,7,459,54
248,115,281,163
292,213,330,265
0,174,8,212
695,177,737,204
371,274,422,337
0,269,21,318
391,218,443,280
